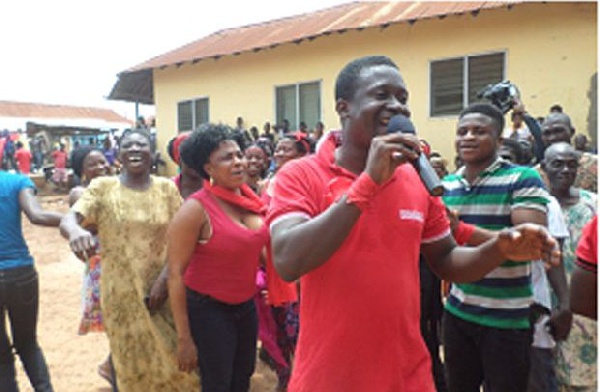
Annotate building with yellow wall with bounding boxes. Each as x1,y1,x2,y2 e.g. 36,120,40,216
109,1,597,175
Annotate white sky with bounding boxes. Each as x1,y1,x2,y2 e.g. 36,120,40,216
0,0,351,120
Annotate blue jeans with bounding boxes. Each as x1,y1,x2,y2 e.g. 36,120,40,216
0,265,53,392
186,288,258,392
443,311,532,392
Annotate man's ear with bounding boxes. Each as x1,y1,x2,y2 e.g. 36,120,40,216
335,98,349,119
570,126,576,137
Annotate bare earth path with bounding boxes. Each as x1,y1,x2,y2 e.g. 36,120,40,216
16,195,277,391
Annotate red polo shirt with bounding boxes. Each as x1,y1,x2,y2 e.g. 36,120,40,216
268,133,450,392
14,148,32,174
576,215,597,272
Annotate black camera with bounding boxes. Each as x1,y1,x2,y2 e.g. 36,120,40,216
477,80,520,114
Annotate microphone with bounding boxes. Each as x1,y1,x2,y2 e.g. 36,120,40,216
387,114,445,196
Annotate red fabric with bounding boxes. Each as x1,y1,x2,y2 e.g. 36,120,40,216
204,180,267,215
264,242,298,306
184,189,268,304
454,221,476,245
52,150,67,168
172,174,182,193
576,215,597,272
14,149,32,174
171,132,190,166
0,138,6,163
267,132,449,392
346,172,382,211
260,182,298,306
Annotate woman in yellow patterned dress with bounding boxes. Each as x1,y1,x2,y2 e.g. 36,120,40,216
60,129,199,391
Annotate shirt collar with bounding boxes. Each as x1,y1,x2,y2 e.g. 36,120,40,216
315,130,358,179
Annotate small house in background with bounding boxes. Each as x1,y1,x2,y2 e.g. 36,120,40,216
0,100,132,153
108,1,597,174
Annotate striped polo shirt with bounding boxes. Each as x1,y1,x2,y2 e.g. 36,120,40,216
442,158,549,329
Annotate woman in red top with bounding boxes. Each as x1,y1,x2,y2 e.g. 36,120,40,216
167,123,268,391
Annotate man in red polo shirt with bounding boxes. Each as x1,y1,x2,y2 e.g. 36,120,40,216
267,55,559,392
14,141,32,174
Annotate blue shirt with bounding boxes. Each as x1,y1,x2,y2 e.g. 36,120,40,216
0,171,35,269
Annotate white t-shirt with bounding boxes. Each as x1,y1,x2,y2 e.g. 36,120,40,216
531,196,569,349
502,124,532,140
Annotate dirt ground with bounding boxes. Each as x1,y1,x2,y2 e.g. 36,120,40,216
15,193,278,391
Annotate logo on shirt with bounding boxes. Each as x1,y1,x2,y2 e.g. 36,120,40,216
399,209,424,223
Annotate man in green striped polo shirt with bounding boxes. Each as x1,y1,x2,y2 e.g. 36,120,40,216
442,102,550,392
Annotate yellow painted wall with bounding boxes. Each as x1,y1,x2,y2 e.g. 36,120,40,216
154,2,596,175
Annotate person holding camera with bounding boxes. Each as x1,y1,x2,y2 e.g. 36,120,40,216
267,56,559,391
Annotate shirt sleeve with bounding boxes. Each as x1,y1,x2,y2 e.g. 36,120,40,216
547,196,570,239
72,177,106,227
17,174,35,192
422,195,451,244
267,159,321,227
575,215,597,272
511,167,549,213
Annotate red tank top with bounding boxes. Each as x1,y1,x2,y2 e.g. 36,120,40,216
184,188,268,304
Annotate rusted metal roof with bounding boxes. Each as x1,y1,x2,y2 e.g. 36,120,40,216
0,100,131,123
128,1,520,72
0,101,133,134
109,0,522,103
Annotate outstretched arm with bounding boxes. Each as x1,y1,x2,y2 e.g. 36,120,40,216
59,210,95,260
19,188,62,226
424,223,559,283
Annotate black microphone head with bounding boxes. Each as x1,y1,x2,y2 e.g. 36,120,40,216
387,114,416,135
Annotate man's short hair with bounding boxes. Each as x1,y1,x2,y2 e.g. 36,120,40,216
459,102,505,135
544,112,573,130
499,138,525,164
550,104,563,113
335,56,398,101
543,141,576,161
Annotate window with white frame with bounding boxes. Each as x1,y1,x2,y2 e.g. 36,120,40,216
177,97,209,132
430,52,505,116
275,81,321,130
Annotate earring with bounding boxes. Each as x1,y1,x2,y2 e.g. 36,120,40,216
209,177,214,186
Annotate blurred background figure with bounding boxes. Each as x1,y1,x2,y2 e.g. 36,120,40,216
166,131,203,199
429,152,449,179
573,133,591,153
14,141,32,174
67,146,113,386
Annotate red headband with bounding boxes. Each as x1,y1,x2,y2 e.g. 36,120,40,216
172,131,190,165
291,132,310,154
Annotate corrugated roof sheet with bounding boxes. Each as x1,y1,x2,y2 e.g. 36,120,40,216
109,0,522,104
128,0,521,72
0,101,132,124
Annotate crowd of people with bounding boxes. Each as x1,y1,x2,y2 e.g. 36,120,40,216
0,55,596,392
